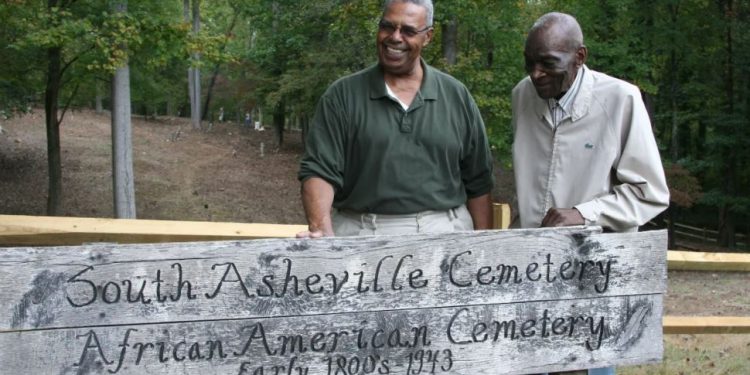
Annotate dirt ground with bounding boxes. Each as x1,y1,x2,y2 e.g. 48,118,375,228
1,110,748,374
0,109,306,224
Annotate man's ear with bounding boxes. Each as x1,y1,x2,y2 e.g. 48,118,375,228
576,45,588,67
423,28,434,47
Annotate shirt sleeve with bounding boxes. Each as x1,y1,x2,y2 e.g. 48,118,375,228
460,90,494,198
298,93,347,191
574,89,670,231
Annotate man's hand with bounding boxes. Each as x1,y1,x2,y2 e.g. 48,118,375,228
541,208,585,227
296,226,334,238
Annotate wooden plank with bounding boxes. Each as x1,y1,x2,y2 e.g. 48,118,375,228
671,222,746,239
663,316,750,334
0,215,307,246
0,228,666,330
0,296,663,375
674,222,718,235
0,228,668,374
667,250,750,272
492,203,511,230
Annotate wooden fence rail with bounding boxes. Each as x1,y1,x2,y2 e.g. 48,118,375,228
672,221,747,240
667,250,750,272
1,214,749,336
672,221,748,248
0,214,308,246
663,316,750,334
4,214,748,272
650,219,749,249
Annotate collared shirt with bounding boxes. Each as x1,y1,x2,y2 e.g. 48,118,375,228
385,83,410,110
547,66,585,129
299,61,493,215
511,65,670,232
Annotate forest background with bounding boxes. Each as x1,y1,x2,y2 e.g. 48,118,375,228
0,0,749,250
1,2,749,374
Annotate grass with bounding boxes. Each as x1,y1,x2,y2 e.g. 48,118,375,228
622,334,750,374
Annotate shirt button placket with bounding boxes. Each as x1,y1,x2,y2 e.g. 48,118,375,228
400,112,412,133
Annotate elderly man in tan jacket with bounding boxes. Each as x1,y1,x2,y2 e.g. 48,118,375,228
511,11,670,375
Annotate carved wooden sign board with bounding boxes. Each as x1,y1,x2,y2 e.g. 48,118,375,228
0,227,666,374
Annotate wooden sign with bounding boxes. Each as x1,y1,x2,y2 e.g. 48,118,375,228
0,227,666,374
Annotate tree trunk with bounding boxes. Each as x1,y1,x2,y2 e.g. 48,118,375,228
95,80,104,114
667,206,676,250
273,101,284,148
717,0,736,248
183,0,191,111
111,0,136,219
45,45,63,216
670,95,679,160
486,45,494,69
441,15,458,65
183,0,201,129
669,53,680,161
300,112,309,153
202,66,218,123
668,4,680,161
190,0,201,129
202,12,237,121
696,120,706,159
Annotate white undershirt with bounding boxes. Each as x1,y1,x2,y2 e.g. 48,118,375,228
385,83,409,110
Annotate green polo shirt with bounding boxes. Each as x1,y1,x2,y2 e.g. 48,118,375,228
298,62,493,215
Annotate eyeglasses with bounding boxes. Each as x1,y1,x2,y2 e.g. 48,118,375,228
378,19,431,38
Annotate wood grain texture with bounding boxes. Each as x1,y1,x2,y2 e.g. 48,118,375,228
0,296,663,374
492,203,511,230
0,227,667,374
1,228,666,331
667,250,750,272
663,316,750,334
0,215,307,246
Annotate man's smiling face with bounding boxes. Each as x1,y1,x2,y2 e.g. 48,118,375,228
377,1,433,77
524,26,585,100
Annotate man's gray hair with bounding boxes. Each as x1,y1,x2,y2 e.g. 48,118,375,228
530,12,584,50
383,0,434,27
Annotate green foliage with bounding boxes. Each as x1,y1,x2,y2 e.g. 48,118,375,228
430,1,528,162
1,0,748,233
0,2,67,114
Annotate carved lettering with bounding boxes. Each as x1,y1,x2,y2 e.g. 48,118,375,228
447,252,614,293
446,308,607,351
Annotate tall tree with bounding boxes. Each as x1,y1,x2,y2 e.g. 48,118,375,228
111,0,136,219
184,0,202,129
441,14,458,65
201,3,238,122
35,0,97,215
4,0,202,216
44,20,64,215
716,0,738,247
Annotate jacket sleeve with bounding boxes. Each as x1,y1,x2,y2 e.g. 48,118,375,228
574,88,670,231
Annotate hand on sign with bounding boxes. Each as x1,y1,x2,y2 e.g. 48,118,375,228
540,208,585,227
295,226,334,238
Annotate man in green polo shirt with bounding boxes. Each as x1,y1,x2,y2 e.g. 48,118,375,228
297,0,493,238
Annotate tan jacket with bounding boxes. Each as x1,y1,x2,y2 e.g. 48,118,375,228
511,66,670,232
